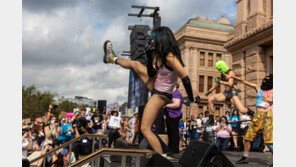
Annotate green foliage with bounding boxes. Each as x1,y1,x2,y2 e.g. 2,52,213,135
55,100,78,113
22,85,56,119
23,85,92,119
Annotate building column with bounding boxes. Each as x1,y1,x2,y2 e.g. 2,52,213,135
190,48,198,116
184,47,190,74
244,46,266,110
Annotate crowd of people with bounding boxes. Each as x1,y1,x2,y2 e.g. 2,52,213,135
178,109,264,152
22,105,139,166
22,104,271,166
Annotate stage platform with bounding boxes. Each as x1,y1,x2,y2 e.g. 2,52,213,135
168,150,273,167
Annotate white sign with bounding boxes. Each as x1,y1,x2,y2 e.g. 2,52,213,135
108,116,121,128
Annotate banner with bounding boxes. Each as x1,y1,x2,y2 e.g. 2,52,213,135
107,103,119,112
127,70,148,108
67,113,74,118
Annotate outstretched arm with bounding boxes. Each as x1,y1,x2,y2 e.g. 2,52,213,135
206,83,220,95
223,73,260,92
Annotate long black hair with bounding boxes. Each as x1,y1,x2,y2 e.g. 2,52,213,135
152,26,184,67
231,108,240,117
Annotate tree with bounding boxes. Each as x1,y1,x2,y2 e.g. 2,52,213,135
55,100,78,114
22,85,56,119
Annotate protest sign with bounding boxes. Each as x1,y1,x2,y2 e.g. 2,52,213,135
60,111,67,119
25,118,31,124
67,113,74,118
35,117,42,123
108,116,121,128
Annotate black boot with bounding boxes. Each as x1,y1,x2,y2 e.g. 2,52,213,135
236,156,248,164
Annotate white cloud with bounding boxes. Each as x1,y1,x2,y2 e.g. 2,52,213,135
22,0,236,104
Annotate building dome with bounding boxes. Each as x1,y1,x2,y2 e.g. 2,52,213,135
217,12,231,25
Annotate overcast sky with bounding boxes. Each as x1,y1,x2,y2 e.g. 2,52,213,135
22,0,237,104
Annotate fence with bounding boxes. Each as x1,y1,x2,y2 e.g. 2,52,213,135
29,134,107,167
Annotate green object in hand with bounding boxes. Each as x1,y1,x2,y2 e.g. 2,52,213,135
215,77,220,83
205,91,210,95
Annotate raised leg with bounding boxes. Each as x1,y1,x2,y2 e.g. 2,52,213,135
140,94,170,154
116,58,155,92
231,96,248,114
208,93,226,115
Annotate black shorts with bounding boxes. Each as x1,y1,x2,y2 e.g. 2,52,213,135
151,88,172,100
241,126,249,135
223,87,239,101
231,126,240,133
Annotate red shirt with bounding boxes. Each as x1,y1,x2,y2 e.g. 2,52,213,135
135,118,139,132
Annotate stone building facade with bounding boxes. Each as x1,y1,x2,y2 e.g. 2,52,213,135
225,0,273,110
175,13,234,120
175,0,273,120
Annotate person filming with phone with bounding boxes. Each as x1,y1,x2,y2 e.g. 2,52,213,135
215,116,232,151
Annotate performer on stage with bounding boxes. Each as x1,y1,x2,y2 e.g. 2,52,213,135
230,74,273,164
221,73,273,164
205,60,252,124
102,26,195,155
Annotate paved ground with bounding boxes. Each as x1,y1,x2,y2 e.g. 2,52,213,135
224,151,273,167
28,149,273,167
168,150,273,167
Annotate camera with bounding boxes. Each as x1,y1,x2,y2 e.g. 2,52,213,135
52,104,58,109
77,117,88,134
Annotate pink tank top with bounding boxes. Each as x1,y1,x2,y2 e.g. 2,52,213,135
154,66,178,94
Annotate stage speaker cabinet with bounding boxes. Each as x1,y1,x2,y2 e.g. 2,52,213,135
143,152,174,167
179,141,234,167
139,135,173,167
97,100,106,112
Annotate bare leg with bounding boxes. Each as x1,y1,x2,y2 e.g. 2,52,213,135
263,145,270,152
208,93,226,115
116,58,155,91
244,140,251,153
141,94,170,154
232,132,238,148
232,96,248,114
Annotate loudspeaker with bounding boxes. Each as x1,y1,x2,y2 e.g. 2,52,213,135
179,141,234,167
97,100,106,112
139,135,171,167
144,153,174,167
